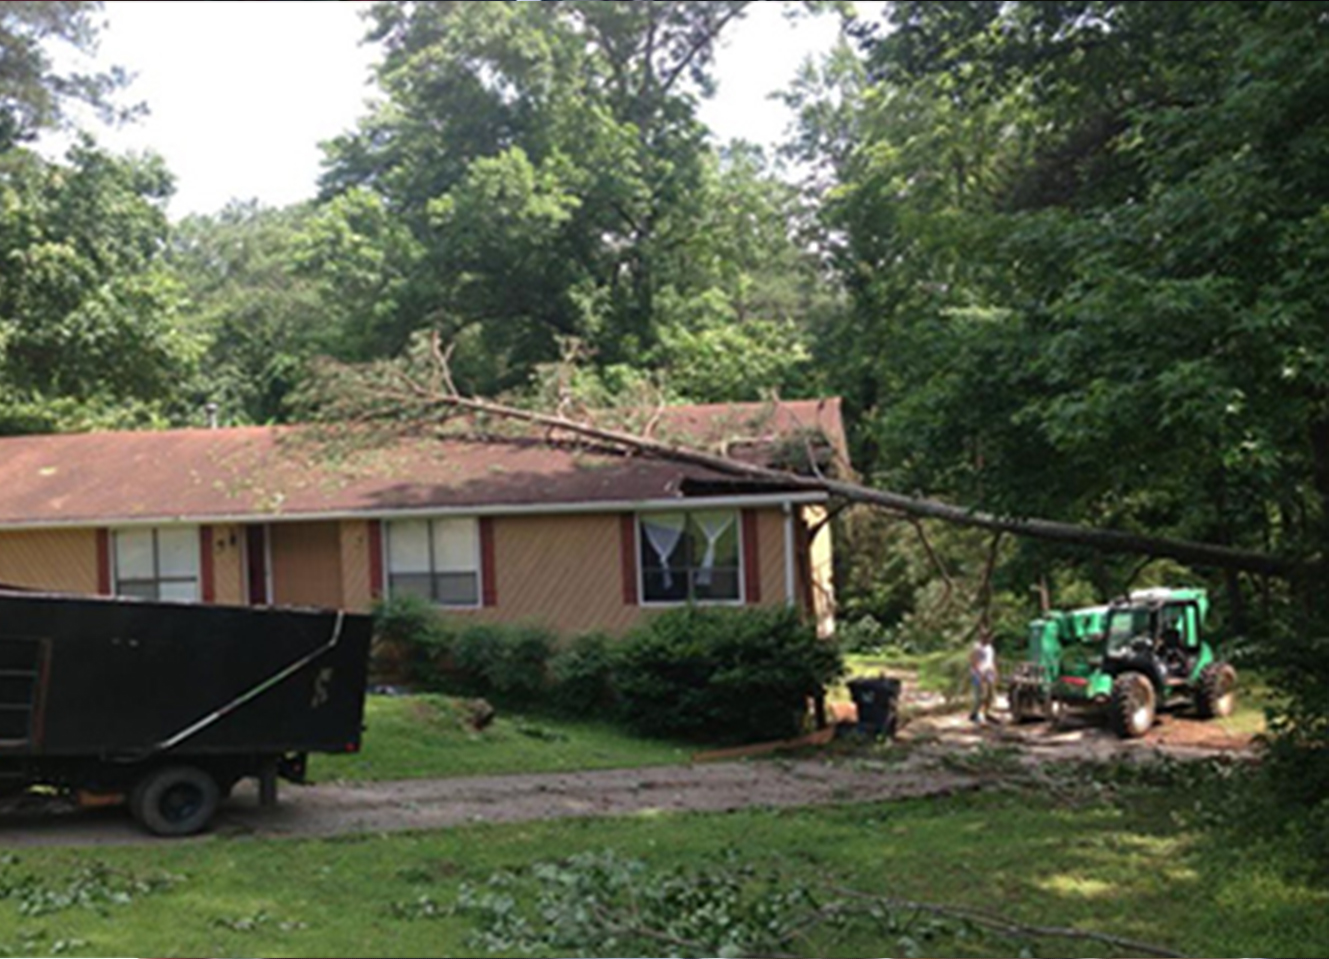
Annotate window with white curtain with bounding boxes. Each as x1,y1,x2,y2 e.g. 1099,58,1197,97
386,518,481,607
639,510,741,604
114,527,200,602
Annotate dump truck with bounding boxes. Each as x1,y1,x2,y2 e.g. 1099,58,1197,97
1007,587,1237,737
0,588,372,836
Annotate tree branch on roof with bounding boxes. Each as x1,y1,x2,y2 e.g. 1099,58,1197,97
306,338,1301,579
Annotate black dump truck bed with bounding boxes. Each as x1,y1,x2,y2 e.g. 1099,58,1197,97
0,588,373,835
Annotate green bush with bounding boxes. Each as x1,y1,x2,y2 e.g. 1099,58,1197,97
371,595,455,686
451,622,555,701
549,632,617,715
376,601,843,741
613,607,843,744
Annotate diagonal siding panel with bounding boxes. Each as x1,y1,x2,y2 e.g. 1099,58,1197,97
757,508,788,611
209,525,245,606
487,514,640,636
339,520,374,613
271,522,345,610
0,530,99,595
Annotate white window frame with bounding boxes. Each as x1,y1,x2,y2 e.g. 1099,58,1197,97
112,525,201,603
384,517,483,609
637,510,746,608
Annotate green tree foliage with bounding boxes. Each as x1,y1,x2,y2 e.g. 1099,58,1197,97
647,144,825,403
318,0,830,399
167,201,333,424
801,1,1329,559
0,1,130,150
794,0,1329,797
0,141,197,433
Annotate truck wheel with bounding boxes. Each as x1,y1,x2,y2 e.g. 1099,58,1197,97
1109,673,1156,739
1196,663,1237,719
131,766,220,837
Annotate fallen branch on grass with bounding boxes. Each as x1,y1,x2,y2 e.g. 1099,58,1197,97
828,886,1189,958
448,847,1189,959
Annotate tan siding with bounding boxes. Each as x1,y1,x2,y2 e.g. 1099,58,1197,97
756,509,789,610
805,507,837,637
271,522,344,610
453,509,809,637
468,514,639,637
339,520,374,614
0,529,100,595
209,524,246,606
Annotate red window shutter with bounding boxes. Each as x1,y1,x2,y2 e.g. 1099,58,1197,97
620,514,639,606
742,510,761,605
480,517,498,608
368,520,385,601
199,526,217,603
96,529,112,596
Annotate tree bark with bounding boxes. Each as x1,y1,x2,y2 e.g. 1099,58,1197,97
403,390,1298,579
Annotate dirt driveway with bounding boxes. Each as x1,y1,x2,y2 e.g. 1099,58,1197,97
900,698,1257,761
1,758,983,848
0,705,1253,848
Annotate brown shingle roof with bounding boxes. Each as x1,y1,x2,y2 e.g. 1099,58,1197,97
0,400,847,527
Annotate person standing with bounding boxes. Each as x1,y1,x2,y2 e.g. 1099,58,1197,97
969,631,999,723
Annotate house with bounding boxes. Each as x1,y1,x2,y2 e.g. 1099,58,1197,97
0,400,847,637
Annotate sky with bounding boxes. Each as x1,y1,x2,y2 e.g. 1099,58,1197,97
54,0,870,220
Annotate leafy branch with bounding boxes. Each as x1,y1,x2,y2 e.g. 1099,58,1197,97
435,849,1187,959
306,334,1299,578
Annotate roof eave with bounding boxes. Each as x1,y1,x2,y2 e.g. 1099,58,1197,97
0,491,831,532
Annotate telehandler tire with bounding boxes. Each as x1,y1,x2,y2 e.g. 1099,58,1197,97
1196,662,1237,719
1109,673,1156,739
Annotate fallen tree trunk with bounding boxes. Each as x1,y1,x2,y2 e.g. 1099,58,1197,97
379,384,1296,579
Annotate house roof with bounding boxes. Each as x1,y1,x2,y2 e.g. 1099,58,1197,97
0,399,848,528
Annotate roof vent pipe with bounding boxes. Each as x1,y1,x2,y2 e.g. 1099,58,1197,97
205,402,220,430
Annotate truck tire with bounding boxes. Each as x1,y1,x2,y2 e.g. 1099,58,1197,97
1196,662,1237,719
131,766,220,837
1108,673,1156,739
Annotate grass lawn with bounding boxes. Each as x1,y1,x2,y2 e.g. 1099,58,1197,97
2,781,1325,958
310,693,695,782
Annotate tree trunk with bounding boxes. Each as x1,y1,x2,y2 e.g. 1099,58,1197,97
408,390,1298,579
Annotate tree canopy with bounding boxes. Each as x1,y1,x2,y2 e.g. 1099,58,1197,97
794,1,1329,576
0,1,130,150
317,0,831,397
0,140,195,432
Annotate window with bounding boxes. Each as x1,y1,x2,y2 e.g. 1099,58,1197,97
386,518,481,607
639,510,741,604
114,527,200,602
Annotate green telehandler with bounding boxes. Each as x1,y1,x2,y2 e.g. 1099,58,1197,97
1007,587,1237,738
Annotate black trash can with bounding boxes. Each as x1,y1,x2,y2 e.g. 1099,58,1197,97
847,677,902,738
